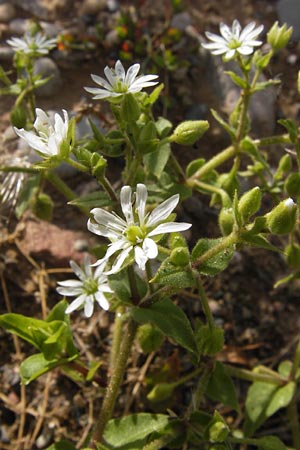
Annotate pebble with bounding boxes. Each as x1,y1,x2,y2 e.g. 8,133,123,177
33,57,62,97
0,3,16,23
170,12,193,31
277,0,300,40
287,53,298,65
79,0,107,15
0,45,14,61
73,239,89,252
9,18,30,35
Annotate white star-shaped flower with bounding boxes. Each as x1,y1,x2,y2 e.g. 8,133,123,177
14,108,69,158
57,256,113,318
202,20,264,60
84,60,158,100
88,184,192,272
7,32,57,56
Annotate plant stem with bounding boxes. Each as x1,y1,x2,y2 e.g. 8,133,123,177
109,306,125,372
287,391,300,450
127,265,140,305
192,231,238,269
189,363,213,413
186,145,236,183
66,157,89,172
196,277,215,331
90,318,138,447
99,175,118,202
224,364,286,385
291,340,300,380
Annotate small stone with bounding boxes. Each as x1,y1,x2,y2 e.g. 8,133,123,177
73,239,89,252
0,3,16,23
76,114,105,140
79,0,107,15
104,28,121,47
9,18,30,35
287,54,298,65
0,45,14,61
40,21,62,37
107,0,119,12
33,57,62,97
170,12,193,31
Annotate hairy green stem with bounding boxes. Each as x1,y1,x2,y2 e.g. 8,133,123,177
187,145,236,183
287,391,300,450
192,231,238,269
224,364,286,385
196,277,215,331
109,306,125,372
291,341,300,380
90,318,138,447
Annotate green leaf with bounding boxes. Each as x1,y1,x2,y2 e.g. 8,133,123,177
46,440,77,450
108,269,148,304
257,436,287,450
155,117,172,138
244,380,296,436
240,233,281,253
0,313,51,349
225,71,248,89
46,300,69,322
103,413,170,448
144,142,170,178
131,298,198,355
207,362,240,412
68,190,112,209
145,83,164,106
152,257,195,289
20,352,76,384
192,237,235,276
210,109,236,140
278,119,297,143
195,323,224,356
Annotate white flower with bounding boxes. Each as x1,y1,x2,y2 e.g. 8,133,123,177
7,32,57,56
84,60,159,100
57,256,113,318
14,108,69,157
202,20,264,59
88,184,192,272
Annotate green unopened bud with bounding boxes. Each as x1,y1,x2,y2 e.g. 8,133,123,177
285,243,300,269
205,412,229,443
11,105,27,129
91,153,107,179
31,193,53,221
218,207,234,236
266,198,297,234
120,92,140,122
170,233,187,249
267,21,293,51
137,324,164,354
170,120,209,145
284,173,300,198
170,247,190,266
219,172,239,198
238,186,261,224
147,382,175,403
275,153,292,180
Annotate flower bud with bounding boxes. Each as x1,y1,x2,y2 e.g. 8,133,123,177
170,247,190,266
285,243,300,269
170,120,209,145
147,382,175,403
238,186,262,224
266,198,297,235
218,207,234,236
91,153,107,179
284,173,300,198
275,154,292,180
267,22,293,51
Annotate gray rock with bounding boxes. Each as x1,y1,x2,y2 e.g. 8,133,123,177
11,0,72,20
277,0,300,41
79,0,107,15
170,12,193,31
0,3,16,22
0,45,14,61
33,57,62,97
9,18,30,35
40,21,62,37
76,115,105,140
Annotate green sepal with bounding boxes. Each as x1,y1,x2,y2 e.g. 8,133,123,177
120,92,141,122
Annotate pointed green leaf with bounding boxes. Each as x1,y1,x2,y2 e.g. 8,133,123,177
257,435,287,450
144,142,170,178
103,413,170,447
131,298,198,354
207,362,240,412
20,353,77,384
192,237,235,276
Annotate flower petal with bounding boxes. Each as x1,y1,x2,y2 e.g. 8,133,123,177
65,294,86,313
143,237,158,259
148,221,191,237
120,185,134,224
124,63,140,85
135,184,148,225
84,296,94,317
146,194,179,227
95,292,110,310
134,245,148,270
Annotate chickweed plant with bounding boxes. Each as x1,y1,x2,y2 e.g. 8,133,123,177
1,19,300,450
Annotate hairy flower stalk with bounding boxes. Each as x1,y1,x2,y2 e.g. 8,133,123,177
84,60,158,100
202,20,264,59
14,108,69,158
57,256,112,317
7,32,57,56
88,184,192,272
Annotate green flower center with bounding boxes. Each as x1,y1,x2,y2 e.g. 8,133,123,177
83,278,98,296
114,80,128,93
125,225,146,244
228,39,241,50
